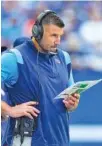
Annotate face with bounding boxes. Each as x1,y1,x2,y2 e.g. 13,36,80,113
40,24,64,52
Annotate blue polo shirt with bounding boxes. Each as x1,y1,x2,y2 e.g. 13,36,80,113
1,49,74,87
1,39,74,146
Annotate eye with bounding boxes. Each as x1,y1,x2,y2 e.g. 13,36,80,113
51,34,63,40
51,34,57,37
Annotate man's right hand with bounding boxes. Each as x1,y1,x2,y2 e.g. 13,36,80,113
9,101,40,119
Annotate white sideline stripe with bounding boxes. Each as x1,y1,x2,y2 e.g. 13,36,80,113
70,125,102,142
1,89,5,96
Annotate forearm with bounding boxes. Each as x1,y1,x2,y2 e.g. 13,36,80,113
1,101,40,119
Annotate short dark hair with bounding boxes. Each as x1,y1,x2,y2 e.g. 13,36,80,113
42,13,65,28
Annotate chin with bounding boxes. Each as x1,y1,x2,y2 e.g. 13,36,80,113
50,48,57,52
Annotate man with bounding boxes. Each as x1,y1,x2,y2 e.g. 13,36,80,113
1,10,80,146
1,37,33,146
1,36,32,119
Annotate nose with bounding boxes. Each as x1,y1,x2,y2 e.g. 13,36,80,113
55,36,61,45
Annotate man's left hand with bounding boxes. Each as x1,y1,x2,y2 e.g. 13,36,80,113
63,93,80,111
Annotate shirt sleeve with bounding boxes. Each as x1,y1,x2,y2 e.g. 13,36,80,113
62,51,74,86
1,52,18,87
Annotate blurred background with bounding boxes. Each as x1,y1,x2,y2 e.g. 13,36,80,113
1,1,102,146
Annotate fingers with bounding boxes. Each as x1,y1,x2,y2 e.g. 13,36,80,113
65,95,75,102
26,101,39,106
27,106,40,117
72,93,80,99
63,100,70,107
63,93,80,110
24,112,33,119
24,101,40,118
63,95,77,106
33,107,40,114
65,93,80,102
68,99,75,105
28,106,40,113
63,99,74,107
27,109,38,118
12,101,40,119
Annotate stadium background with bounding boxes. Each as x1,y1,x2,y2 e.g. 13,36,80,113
1,1,102,146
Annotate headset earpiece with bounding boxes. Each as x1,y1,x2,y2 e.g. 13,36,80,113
32,25,42,40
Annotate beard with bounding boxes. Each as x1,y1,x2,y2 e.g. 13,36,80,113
39,42,58,53
49,47,57,52
49,44,58,52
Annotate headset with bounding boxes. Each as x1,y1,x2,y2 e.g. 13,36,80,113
32,10,57,42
